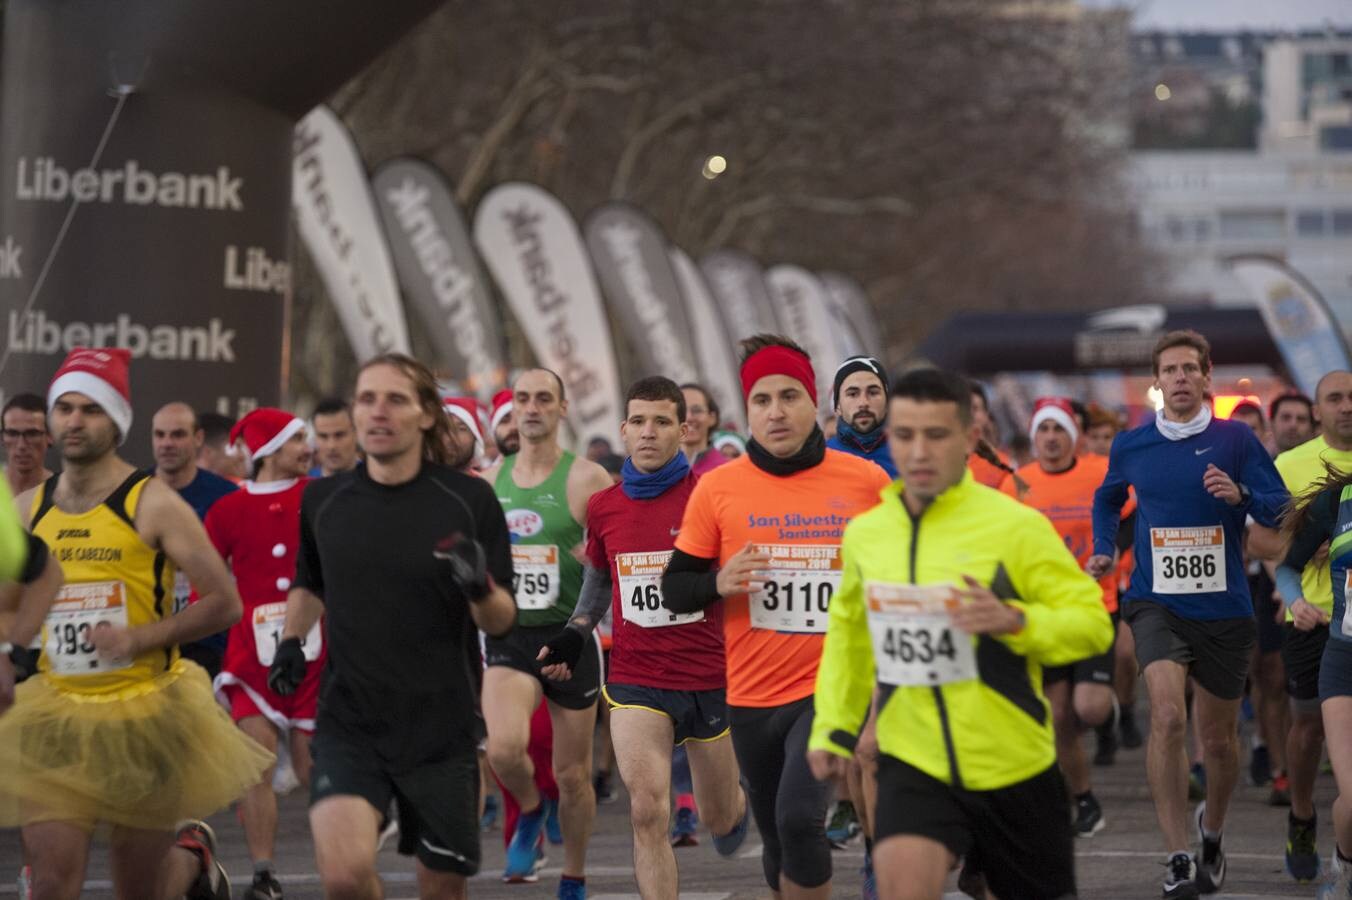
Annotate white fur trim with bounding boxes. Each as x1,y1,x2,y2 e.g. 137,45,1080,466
48,370,132,444
490,400,512,433
243,477,299,495
1030,406,1078,444
251,417,306,462
444,404,485,460
213,671,315,732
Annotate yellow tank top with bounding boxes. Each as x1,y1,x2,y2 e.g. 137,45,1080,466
30,472,178,695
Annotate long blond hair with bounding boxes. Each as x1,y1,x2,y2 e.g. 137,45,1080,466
356,353,453,466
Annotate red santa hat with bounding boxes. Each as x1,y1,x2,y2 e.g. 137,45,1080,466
47,347,133,444
443,396,486,460
490,389,513,433
1029,397,1079,444
230,407,307,462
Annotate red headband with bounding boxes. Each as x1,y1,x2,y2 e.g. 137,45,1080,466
740,345,817,406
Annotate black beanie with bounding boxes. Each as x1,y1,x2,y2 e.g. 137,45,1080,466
832,356,888,410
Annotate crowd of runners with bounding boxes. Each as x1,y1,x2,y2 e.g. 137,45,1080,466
4,328,1352,900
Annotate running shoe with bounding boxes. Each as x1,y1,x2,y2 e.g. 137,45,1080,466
671,806,700,847
1194,802,1226,894
1319,852,1352,899
1120,708,1144,749
1287,812,1321,883
1270,771,1293,807
826,799,860,845
1249,744,1272,787
16,866,31,900
481,793,499,832
1188,763,1206,802
712,790,750,857
545,795,563,845
862,853,878,900
1163,851,1198,900
176,819,232,900
505,804,547,882
245,871,283,900
558,875,586,900
376,812,399,852
1074,794,1106,838
502,844,547,884
593,771,615,805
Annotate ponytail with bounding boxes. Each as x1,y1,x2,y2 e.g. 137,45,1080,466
975,438,1028,495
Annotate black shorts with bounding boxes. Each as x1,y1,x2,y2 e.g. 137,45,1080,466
309,733,480,875
1251,572,1285,655
603,683,730,745
875,755,1074,900
1319,636,1352,701
1045,612,1118,687
1124,600,1254,700
1283,623,1329,703
484,624,602,710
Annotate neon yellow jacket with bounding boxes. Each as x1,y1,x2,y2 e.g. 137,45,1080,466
0,477,27,583
809,472,1113,791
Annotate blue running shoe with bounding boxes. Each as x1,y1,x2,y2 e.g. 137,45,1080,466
711,791,750,857
481,793,499,832
826,800,860,845
862,851,878,900
545,796,563,845
671,806,700,847
558,875,586,900
505,805,546,881
502,844,546,884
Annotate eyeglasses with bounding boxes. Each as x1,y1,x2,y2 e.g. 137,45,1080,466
2,428,47,443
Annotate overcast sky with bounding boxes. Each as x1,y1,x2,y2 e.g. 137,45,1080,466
1082,0,1350,31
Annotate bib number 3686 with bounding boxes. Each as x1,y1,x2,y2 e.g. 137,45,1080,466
1150,526,1225,594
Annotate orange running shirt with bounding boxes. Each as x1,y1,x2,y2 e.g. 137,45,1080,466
968,450,1012,488
674,450,891,708
999,455,1133,613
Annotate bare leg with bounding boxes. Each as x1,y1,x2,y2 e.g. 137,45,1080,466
875,834,954,900
311,794,385,900
238,715,282,864
24,821,90,900
550,699,600,879
482,666,544,813
1194,681,1244,833
1143,660,1192,851
1288,705,1326,820
1323,697,1352,858
415,861,468,900
108,827,174,900
686,733,745,837
610,706,679,900
1256,651,1289,774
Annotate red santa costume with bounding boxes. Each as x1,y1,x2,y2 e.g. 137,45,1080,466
207,408,324,732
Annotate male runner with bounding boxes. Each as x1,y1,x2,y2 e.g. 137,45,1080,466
443,397,488,472
206,407,319,900
310,398,360,478
538,376,749,900
662,335,891,899
827,355,896,478
3,393,53,497
483,367,613,897
151,401,238,677
1251,372,1352,881
491,389,520,458
269,353,516,900
0,347,272,899
1271,393,1315,455
810,367,1113,900
1090,330,1287,898
679,383,729,476
1002,397,1128,836
198,411,247,482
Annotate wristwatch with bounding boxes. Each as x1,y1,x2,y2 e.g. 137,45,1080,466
1238,482,1252,505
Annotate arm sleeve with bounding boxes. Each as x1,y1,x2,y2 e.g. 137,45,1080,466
809,526,874,758
1092,439,1130,558
567,565,613,634
18,533,48,585
1276,486,1339,604
660,549,721,614
0,478,27,583
1239,429,1290,528
292,485,325,599
1002,508,1115,665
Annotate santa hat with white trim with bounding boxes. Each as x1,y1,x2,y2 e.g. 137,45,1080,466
1029,397,1079,444
443,396,486,461
230,407,307,461
47,347,133,444
489,389,513,434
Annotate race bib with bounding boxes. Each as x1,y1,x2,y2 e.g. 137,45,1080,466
42,581,132,675
512,545,560,610
617,551,703,629
1150,526,1225,594
866,582,976,687
748,544,841,633
172,570,192,614
251,601,323,666
1342,570,1352,639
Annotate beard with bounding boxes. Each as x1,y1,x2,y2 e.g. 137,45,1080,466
849,411,879,433
446,438,476,471
495,428,520,456
60,428,117,463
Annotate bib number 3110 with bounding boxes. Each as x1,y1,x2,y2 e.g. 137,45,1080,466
748,544,841,633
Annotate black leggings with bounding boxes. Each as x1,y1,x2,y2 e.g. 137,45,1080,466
729,697,833,891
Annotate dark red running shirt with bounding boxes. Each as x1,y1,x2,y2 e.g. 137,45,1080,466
585,472,726,691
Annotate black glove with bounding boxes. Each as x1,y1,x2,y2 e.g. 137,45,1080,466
268,637,306,696
434,532,492,601
538,626,585,670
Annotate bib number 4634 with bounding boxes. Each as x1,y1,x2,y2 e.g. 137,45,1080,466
881,625,958,665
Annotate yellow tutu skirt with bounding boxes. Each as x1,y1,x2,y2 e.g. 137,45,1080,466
0,658,275,830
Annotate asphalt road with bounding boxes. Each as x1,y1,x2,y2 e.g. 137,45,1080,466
0,726,1337,899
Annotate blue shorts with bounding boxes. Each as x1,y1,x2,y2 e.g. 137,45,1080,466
603,683,729,745
1319,635,1352,702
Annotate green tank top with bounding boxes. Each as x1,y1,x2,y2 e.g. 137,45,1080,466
495,450,585,627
